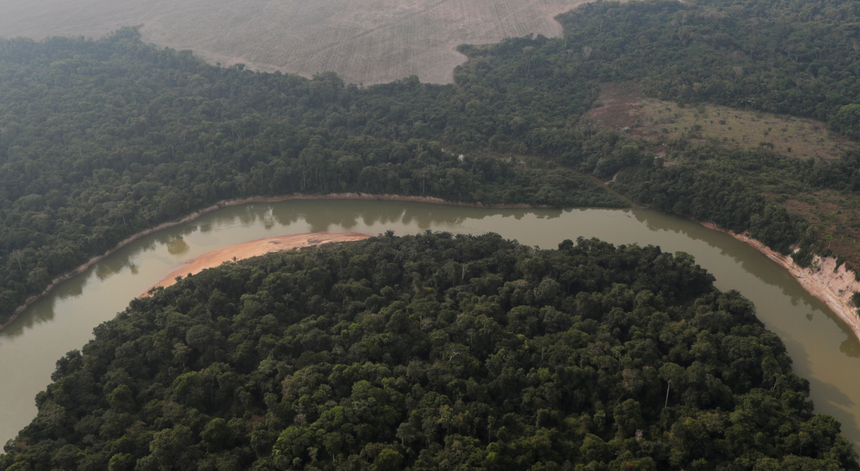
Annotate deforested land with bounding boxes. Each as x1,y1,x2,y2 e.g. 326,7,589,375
0,0,593,84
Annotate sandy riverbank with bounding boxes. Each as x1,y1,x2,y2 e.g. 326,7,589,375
701,222,860,341
6,191,858,342
1,192,542,332
143,232,371,296
213,193,541,209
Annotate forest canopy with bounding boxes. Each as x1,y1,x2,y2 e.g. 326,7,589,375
1,233,857,470
3,0,860,469
3,0,860,323
0,27,624,324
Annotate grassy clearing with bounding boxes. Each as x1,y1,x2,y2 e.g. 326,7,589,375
588,83,857,161
636,100,856,161
0,0,593,85
587,83,860,268
783,190,860,269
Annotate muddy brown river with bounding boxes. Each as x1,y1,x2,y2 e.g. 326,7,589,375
2,200,859,451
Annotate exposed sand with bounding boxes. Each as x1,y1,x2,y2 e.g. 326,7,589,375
155,222,860,346
2,192,536,332
143,232,371,296
6,190,859,343
701,222,860,341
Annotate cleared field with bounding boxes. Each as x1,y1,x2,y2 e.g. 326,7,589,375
588,83,857,161
785,189,860,270
0,0,592,84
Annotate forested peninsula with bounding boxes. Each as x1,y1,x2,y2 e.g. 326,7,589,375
3,233,857,470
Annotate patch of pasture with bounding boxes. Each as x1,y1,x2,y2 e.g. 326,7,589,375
587,83,857,162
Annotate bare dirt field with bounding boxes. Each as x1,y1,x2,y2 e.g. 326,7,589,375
0,0,593,85
588,83,857,161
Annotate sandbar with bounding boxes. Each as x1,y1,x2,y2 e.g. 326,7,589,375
143,232,371,295
4,192,534,332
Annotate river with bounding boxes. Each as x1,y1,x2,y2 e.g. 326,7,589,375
2,199,859,450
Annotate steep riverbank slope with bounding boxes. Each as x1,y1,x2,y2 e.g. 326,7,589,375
702,222,860,340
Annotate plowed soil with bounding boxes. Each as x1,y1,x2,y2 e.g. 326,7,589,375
0,0,594,85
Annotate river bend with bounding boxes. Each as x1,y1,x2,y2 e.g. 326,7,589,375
2,200,859,450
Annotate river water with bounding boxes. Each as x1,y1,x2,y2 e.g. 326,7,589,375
2,200,860,450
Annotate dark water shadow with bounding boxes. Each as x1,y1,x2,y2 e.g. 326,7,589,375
632,209,854,329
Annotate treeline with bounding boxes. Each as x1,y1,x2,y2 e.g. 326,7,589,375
453,0,860,267
4,0,860,325
610,137,860,268
0,28,624,324
557,0,860,125
614,163,805,254
2,233,856,470
455,0,860,139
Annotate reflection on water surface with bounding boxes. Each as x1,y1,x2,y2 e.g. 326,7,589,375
1,200,859,453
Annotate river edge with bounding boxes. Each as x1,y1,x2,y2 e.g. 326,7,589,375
142,232,372,296
0,193,543,332
5,193,859,342
700,222,860,342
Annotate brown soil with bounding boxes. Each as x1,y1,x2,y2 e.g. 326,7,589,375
783,191,860,271
143,232,370,296
587,82,642,130
0,0,595,85
585,83,668,156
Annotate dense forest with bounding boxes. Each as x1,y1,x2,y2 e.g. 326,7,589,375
557,0,860,122
4,0,860,466
4,0,860,323
458,0,860,264
0,28,626,324
2,233,857,470
4,0,860,324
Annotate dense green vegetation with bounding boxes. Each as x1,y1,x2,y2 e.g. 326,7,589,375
556,0,860,267
5,0,860,323
4,0,860,465
557,0,860,123
3,233,857,470
456,0,860,264
0,28,625,324
610,143,860,269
